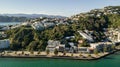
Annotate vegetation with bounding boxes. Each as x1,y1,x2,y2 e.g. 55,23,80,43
5,6,120,51
54,49,58,55
37,50,41,54
94,49,98,55
30,51,34,54
71,53,73,57
103,46,107,52
46,49,50,55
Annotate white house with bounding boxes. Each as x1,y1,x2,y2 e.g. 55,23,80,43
21,22,31,26
31,22,44,31
106,28,120,43
43,22,55,28
0,39,10,49
78,47,90,53
46,40,61,52
90,42,104,51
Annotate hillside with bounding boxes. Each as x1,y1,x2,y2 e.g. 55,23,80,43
5,6,120,51
71,6,120,29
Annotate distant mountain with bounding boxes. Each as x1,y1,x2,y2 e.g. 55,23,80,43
0,14,67,19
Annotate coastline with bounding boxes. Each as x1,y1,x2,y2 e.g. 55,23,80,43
0,50,119,60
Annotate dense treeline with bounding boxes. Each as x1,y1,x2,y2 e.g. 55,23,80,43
5,26,76,51
107,14,120,28
0,16,28,22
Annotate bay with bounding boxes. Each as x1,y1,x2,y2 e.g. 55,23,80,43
0,52,120,67
0,22,21,26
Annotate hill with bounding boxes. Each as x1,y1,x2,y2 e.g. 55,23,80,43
5,6,120,51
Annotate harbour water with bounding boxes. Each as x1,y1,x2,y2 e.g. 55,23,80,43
0,51,120,67
0,22,21,26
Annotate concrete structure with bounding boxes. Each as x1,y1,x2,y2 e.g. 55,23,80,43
43,22,55,28
78,47,90,53
68,42,77,53
78,31,94,42
90,43,104,51
0,39,10,49
106,28,120,43
56,44,65,52
31,22,44,31
21,22,31,26
46,40,61,52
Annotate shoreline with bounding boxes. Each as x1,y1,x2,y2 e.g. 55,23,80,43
0,50,119,60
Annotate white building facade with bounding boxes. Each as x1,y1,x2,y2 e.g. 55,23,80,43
0,39,10,49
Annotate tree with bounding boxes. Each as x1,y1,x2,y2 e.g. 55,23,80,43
46,49,50,55
104,46,107,52
71,53,73,57
111,44,115,50
27,41,38,51
37,50,41,54
94,48,98,55
21,51,24,55
54,49,58,55
88,54,92,58
63,51,66,56
14,51,17,54
79,53,82,57
30,51,34,54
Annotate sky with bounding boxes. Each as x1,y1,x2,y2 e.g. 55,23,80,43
0,0,120,17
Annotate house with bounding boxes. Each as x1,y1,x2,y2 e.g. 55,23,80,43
106,28,120,43
11,24,21,29
46,40,61,52
90,42,113,52
43,22,55,28
31,22,44,31
0,32,7,38
78,47,90,53
0,39,10,49
65,36,75,40
21,22,31,26
56,44,65,52
68,42,77,53
90,42,104,51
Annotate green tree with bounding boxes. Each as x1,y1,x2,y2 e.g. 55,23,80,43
111,44,115,50
94,49,98,55
104,46,107,52
54,49,58,55
27,41,38,51
46,49,50,55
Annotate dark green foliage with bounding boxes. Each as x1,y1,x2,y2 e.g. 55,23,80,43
54,49,58,55
5,6,120,51
46,49,50,55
